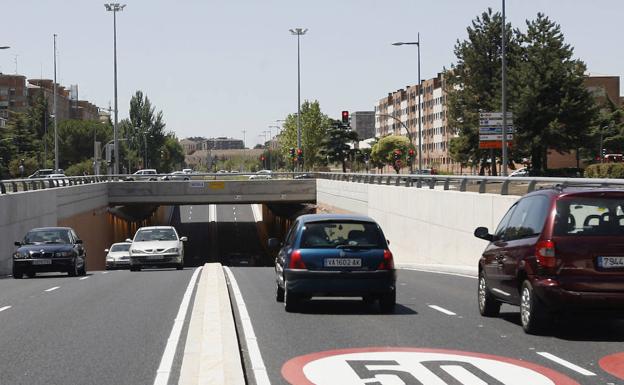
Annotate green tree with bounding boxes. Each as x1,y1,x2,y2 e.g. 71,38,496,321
371,135,414,174
56,120,112,170
318,119,359,172
445,8,521,175
512,13,596,173
279,100,331,169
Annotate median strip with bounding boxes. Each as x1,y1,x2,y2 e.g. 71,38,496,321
178,264,245,385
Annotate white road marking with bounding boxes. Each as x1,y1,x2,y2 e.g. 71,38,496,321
153,266,202,385
0,306,11,312
428,305,457,316
101,271,109,274
536,352,596,376
224,267,271,385
251,204,262,222
79,276,89,280
44,286,60,292
401,267,477,279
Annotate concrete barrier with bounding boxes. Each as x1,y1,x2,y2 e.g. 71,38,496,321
317,179,520,275
179,263,245,385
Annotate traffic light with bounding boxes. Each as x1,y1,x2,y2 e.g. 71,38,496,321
289,148,296,158
297,148,303,163
393,149,402,161
341,111,349,124
407,149,415,161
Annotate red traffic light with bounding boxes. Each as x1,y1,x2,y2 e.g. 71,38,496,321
341,111,349,124
408,149,415,156
297,148,303,155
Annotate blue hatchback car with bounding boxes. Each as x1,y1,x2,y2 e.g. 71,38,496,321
269,214,397,313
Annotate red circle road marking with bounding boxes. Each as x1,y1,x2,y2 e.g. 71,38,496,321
282,347,581,385
599,352,624,380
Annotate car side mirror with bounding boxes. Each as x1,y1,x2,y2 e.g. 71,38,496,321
104,249,109,253
474,227,493,242
75,239,83,244
125,238,133,243
267,238,281,249
180,236,188,242
14,241,21,247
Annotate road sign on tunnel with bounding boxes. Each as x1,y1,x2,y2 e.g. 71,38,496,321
281,347,580,385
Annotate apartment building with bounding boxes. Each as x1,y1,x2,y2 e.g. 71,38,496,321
200,137,245,150
375,72,456,172
0,74,28,117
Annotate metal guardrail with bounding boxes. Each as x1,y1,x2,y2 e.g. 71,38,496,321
314,172,624,196
0,172,313,195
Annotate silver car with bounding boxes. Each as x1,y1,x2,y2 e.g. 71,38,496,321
105,242,132,269
127,226,187,271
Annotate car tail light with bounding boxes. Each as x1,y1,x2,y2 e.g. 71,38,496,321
536,240,556,268
288,250,306,269
378,250,395,270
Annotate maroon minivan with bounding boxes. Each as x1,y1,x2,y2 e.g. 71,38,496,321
474,187,624,333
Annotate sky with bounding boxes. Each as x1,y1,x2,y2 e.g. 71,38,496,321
1,0,622,147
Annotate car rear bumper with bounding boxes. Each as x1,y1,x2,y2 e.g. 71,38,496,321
533,278,624,311
106,260,130,269
13,258,73,272
284,269,396,296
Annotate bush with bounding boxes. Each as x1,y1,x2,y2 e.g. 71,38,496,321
585,163,624,179
65,159,95,176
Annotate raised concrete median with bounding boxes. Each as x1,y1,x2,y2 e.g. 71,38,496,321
179,263,245,385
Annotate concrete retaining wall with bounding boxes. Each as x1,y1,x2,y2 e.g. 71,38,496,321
0,184,109,275
317,179,520,275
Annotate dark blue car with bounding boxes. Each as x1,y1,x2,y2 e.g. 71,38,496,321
269,214,396,313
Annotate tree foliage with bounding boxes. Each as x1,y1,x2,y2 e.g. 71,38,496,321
318,119,359,172
279,100,331,169
371,135,414,173
57,119,112,170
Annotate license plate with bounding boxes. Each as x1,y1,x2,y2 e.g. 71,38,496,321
147,255,163,260
598,256,624,268
32,259,52,265
324,258,362,267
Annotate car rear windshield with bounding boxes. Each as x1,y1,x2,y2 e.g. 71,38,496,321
554,197,624,236
134,228,177,241
24,229,71,244
110,244,131,252
299,221,386,249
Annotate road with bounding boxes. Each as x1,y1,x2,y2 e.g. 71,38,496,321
228,267,624,385
0,268,197,385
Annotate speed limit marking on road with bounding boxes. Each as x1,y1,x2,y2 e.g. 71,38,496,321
282,347,581,385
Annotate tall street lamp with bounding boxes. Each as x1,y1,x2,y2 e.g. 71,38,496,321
501,0,509,175
53,34,59,172
105,3,126,175
393,33,422,174
290,27,307,170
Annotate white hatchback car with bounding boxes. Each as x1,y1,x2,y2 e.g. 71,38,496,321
105,242,132,269
126,226,187,271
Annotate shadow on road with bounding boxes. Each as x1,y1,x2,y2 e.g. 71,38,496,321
293,299,417,315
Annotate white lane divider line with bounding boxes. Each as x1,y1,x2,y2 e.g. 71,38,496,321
224,267,271,385
428,305,457,316
0,306,12,312
537,352,596,376
153,266,202,385
44,286,60,292
101,271,109,274
79,276,89,280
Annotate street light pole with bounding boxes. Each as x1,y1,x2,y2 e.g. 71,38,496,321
53,34,59,172
105,3,126,176
501,0,508,176
392,34,422,174
290,28,307,170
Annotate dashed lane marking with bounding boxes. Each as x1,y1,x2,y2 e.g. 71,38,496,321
224,267,271,385
101,271,109,274
44,286,60,292
153,266,202,385
428,304,457,316
0,306,11,312
79,276,89,280
536,352,596,376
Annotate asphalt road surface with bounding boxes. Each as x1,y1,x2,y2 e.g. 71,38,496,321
0,268,197,385
228,267,624,385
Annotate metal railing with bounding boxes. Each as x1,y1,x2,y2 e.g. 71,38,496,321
0,171,313,195
314,172,624,196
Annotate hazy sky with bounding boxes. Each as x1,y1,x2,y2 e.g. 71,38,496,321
2,0,622,146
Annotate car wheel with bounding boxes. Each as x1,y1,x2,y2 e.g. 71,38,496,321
13,270,23,279
68,261,78,277
478,272,501,317
276,283,284,302
284,283,299,312
379,289,396,313
27,271,36,278
130,266,141,272
79,259,87,276
520,280,551,334
176,263,184,270
362,296,375,305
